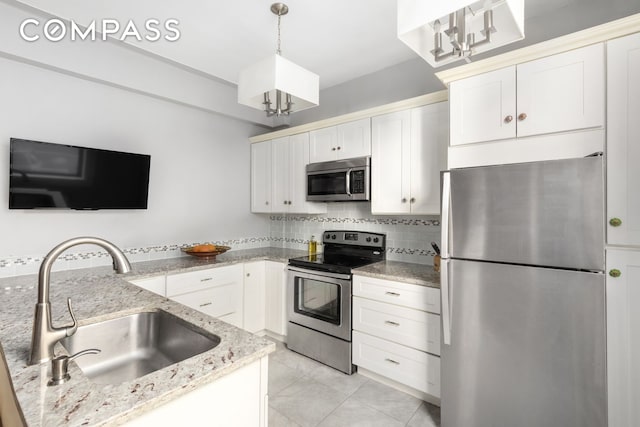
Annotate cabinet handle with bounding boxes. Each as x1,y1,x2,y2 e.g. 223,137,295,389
284,200,287,205
385,320,400,327
410,197,415,203
518,113,527,121
504,115,513,123
609,269,622,278
385,358,400,365
199,302,213,307
289,201,292,205
246,273,250,277
385,291,400,297
609,218,622,227
401,198,407,203
200,277,213,282
265,201,269,205
332,147,336,151
337,146,341,150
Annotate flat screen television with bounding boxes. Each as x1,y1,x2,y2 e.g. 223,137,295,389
9,138,151,209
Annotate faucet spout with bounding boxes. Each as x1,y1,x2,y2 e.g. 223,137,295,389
29,237,131,365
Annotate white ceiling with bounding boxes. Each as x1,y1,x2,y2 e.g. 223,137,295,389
11,0,640,90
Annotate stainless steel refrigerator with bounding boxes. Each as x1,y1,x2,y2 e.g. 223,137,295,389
440,155,607,427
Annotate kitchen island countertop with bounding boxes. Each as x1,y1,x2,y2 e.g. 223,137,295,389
0,247,305,427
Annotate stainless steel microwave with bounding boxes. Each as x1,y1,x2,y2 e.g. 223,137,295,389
306,157,370,202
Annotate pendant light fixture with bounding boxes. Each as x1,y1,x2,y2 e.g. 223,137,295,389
238,3,319,117
397,0,525,67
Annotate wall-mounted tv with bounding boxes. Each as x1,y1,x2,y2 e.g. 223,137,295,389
9,138,151,210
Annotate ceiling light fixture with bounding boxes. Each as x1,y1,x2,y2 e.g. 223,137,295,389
397,0,524,67
238,3,319,117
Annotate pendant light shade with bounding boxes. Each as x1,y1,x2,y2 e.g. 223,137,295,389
238,54,319,115
237,3,319,117
398,0,525,67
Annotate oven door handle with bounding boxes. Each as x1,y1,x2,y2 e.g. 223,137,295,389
345,169,352,197
287,266,352,281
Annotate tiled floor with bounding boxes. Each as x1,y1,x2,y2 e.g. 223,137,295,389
266,338,440,427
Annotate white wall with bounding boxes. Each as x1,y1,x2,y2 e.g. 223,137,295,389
0,55,269,263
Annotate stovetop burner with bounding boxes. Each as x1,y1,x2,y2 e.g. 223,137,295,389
288,231,386,275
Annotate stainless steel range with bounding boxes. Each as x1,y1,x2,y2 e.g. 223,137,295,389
287,231,386,374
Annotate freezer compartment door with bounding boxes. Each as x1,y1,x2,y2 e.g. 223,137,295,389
441,260,606,427
448,156,604,270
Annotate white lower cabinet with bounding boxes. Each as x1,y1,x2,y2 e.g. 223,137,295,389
352,274,441,399
124,356,268,427
606,249,640,427
166,264,244,329
353,331,440,398
265,261,287,337
244,261,267,334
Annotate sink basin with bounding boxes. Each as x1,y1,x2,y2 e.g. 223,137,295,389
60,310,220,385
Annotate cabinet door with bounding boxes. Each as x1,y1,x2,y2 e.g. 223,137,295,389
371,110,411,214
288,133,327,214
606,249,640,427
449,66,516,146
243,261,266,333
409,102,448,214
607,33,640,246
517,43,604,138
309,126,338,163
271,136,291,212
251,142,272,213
265,261,287,337
337,118,371,160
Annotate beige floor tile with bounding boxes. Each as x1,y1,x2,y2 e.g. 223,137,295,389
351,379,423,424
317,398,405,427
269,378,349,427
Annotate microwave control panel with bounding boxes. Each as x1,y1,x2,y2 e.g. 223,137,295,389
350,170,365,194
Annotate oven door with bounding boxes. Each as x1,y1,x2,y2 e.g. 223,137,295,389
287,266,352,341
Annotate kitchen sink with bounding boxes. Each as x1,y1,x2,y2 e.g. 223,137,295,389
60,310,220,385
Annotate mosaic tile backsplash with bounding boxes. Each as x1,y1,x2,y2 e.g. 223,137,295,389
0,203,440,278
270,203,441,265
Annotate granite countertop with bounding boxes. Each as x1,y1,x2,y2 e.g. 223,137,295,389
0,247,305,427
353,260,441,289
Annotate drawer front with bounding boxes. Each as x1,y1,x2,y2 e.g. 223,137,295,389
353,275,440,314
353,297,440,355
171,284,241,326
353,331,440,397
129,276,166,296
166,264,242,297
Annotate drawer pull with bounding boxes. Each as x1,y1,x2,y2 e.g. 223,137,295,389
385,358,400,365
200,278,213,282
385,320,400,327
199,302,213,307
385,292,400,297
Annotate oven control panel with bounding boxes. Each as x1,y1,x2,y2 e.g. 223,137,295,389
322,231,385,248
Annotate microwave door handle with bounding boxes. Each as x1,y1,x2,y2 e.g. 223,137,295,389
345,169,352,197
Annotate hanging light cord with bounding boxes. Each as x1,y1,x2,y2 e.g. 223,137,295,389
276,13,282,55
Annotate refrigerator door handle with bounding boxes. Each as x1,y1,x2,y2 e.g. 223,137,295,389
441,171,451,258
441,258,452,346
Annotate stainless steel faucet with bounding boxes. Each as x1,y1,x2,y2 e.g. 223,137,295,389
28,237,131,365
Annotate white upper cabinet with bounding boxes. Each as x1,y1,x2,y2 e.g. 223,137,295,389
371,102,448,215
252,134,326,214
250,142,271,213
450,43,604,147
450,66,516,146
309,118,371,163
607,32,640,247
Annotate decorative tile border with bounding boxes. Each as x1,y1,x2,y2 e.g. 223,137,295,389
270,215,440,227
0,236,272,279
